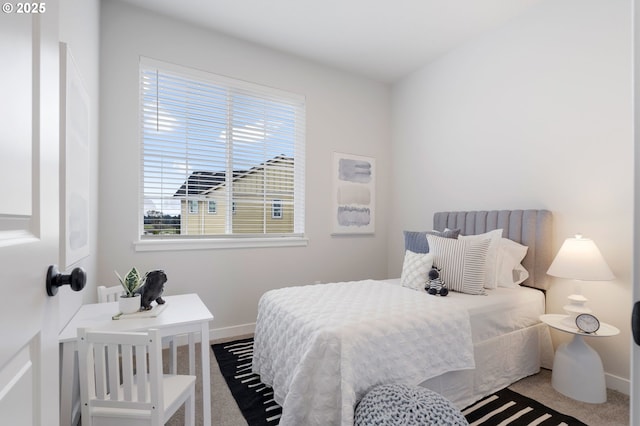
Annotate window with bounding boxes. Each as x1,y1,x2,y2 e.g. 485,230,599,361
188,200,198,214
139,58,305,244
272,199,282,219
208,200,217,214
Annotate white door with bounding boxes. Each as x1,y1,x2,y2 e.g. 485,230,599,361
634,1,640,425
0,4,61,425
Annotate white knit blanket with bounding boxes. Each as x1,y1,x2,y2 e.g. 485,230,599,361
252,280,475,426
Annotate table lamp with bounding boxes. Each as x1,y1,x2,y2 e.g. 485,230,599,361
547,234,615,327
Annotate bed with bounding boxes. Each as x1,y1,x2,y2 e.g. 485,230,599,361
252,210,554,426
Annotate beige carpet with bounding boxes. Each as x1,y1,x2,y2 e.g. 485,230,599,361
167,336,629,426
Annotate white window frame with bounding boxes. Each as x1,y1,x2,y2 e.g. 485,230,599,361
136,58,307,251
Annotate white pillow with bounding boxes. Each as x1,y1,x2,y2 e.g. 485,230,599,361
459,229,503,289
496,238,529,288
426,234,490,295
511,263,530,286
400,250,434,291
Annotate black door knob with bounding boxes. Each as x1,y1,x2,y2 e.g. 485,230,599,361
46,265,86,296
633,301,640,346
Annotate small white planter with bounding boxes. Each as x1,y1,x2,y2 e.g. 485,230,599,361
118,294,141,314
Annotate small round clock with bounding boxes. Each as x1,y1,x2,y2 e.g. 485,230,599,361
576,313,600,334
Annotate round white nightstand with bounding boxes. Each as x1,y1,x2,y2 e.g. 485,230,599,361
540,314,619,404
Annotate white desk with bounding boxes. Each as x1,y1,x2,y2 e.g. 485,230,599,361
540,313,619,403
59,293,213,426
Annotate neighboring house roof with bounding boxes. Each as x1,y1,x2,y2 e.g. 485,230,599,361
173,155,292,198
173,171,225,197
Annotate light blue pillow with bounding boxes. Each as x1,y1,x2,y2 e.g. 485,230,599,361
403,228,460,254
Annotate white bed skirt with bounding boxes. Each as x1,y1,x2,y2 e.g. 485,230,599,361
419,322,553,409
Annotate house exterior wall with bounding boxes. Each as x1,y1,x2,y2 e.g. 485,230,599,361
180,158,295,234
232,160,295,234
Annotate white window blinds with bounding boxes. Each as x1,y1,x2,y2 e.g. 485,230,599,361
139,58,305,239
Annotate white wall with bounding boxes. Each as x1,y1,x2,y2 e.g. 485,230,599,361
99,1,391,335
389,0,633,391
58,0,100,330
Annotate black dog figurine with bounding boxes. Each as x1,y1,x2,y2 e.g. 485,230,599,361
135,269,167,310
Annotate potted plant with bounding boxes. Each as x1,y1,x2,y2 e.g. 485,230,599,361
114,267,146,314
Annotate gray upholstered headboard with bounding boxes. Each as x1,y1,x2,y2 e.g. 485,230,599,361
433,210,553,290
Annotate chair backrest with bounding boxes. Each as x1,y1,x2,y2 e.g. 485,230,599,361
78,328,164,425
97,285,123,303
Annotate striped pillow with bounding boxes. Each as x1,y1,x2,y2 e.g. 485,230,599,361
459,229,503,289
426,234,491,295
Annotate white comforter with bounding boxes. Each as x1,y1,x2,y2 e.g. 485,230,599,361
252,280,475,426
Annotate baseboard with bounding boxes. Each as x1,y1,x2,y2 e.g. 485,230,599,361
210,323,256,340
606,371,630,395
162,323,256,348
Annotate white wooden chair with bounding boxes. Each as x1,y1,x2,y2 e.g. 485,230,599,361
97,285,123,303
97,285,178,372
77,327,195,426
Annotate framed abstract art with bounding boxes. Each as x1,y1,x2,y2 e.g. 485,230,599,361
331,152,375,235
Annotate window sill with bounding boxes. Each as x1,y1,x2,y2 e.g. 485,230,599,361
133,236,308,252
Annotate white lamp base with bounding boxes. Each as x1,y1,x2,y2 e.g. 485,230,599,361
551,334,606,403
562,293,592,328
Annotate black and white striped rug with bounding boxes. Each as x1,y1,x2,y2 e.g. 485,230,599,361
213,338,282,425
463,388,587,425
212,338,587,426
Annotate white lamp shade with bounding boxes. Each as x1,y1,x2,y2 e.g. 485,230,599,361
547,235,615,281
